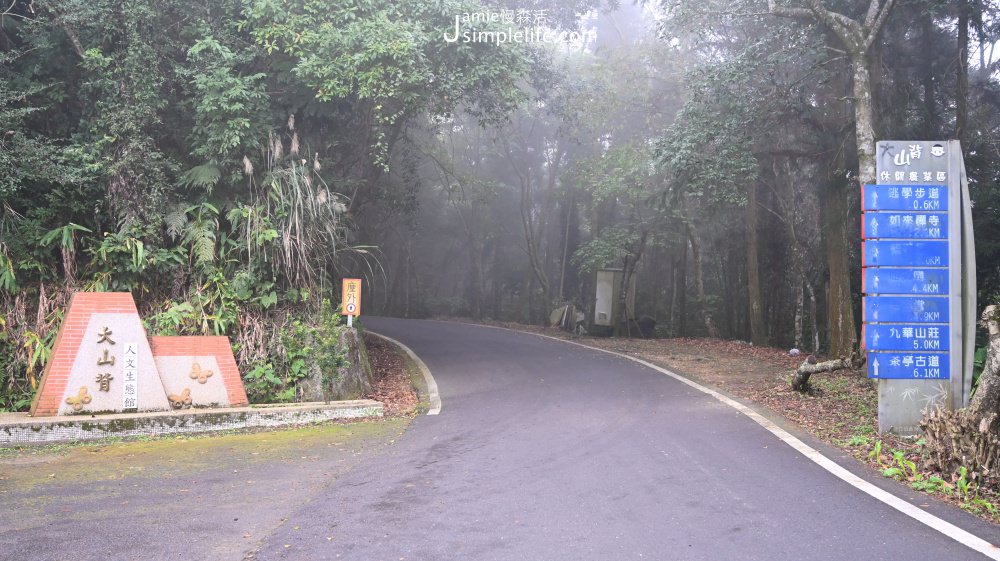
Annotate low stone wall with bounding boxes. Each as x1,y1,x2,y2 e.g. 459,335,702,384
297,326,373,401
0,400,383,445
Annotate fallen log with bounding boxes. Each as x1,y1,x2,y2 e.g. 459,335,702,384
791,353,860,392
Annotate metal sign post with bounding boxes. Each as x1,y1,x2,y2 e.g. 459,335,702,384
864,140,975,434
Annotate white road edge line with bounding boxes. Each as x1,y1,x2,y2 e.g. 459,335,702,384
368,331,441,416
476,323,1000,560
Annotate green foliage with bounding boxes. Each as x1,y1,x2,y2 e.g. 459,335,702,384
178,164,223,191
655,45,771,206
0,0,554,410
40,223,91,251
146,302,197,336
243,319,315,403
881,450,918,481
0,253,16,293
911,475,950,494
964,498,999,519
956,466,974,500
185,36,268,162
846,434,873,447
868,440,883,465
241,302,350,404
242,0,531,168
881,466,904,479
318,299,350,394
179,202,220,270
973,344,988,393
243,361,282,402
0,88,77,199
86,223,159,292
569,142,668,277
572,227,640,272
575,143,655,205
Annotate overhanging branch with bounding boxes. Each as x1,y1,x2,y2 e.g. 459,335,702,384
766,0,814,21
864,0,897,50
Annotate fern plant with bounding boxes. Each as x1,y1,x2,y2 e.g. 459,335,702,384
181,202,220,270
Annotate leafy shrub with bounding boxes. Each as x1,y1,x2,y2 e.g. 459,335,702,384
242,299,350,403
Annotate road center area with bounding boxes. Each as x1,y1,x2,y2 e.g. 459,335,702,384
247,318,1000,561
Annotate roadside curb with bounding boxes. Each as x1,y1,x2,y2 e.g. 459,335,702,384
0,400,384,446
367,331,441,416
461,321,1000,560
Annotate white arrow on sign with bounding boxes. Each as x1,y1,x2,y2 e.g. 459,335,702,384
870,216,879,237
872,191,879,208
873,357,880,377
873,331,881,345
873,274,880,290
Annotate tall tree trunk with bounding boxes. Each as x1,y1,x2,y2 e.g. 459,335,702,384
766,0,895,354
851,52,878,185
491,240,502,319
687,221,718,338
519,174,551,318
467,244,484,320
526,273,536,324
767,0,895,182
969,307,1000,422
957,0,970,144
808,280,820,354
614,255,631,337
672,241,688,337
822,181,857,357
615,231,648,337
794,279,804,349
746,182,767,345
408,248,419,319
921,13,938,135
558,189,576,302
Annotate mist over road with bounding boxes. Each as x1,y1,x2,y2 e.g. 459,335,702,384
256,318,999,561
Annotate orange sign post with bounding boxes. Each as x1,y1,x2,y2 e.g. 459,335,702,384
342,278,362,327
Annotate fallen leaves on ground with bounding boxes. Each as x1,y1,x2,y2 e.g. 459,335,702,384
365,335,418,417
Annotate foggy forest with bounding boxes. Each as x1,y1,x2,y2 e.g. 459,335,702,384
2,0,1000,411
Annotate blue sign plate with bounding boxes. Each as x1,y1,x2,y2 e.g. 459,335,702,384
867,352,950,379
863,184,948,211
864,324,949,351
863,212,947,239
864,295,949,323
863,240,948,267
863,268,949,295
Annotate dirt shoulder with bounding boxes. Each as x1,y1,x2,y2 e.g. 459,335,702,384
364,332,422,416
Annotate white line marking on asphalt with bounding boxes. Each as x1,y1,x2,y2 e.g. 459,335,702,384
475,324,1000,560
368,331,441,415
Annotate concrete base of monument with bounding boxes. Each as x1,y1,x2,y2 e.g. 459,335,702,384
0,399,384,445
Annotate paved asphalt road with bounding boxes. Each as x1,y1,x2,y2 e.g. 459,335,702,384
5,318,1000,560
250,318,1000,561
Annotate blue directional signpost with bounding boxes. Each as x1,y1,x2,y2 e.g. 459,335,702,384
865,140,976,434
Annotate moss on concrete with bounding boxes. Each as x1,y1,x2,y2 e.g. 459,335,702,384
0,418,408,491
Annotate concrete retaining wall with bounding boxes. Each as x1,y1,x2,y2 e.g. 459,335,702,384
0,400,383,445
